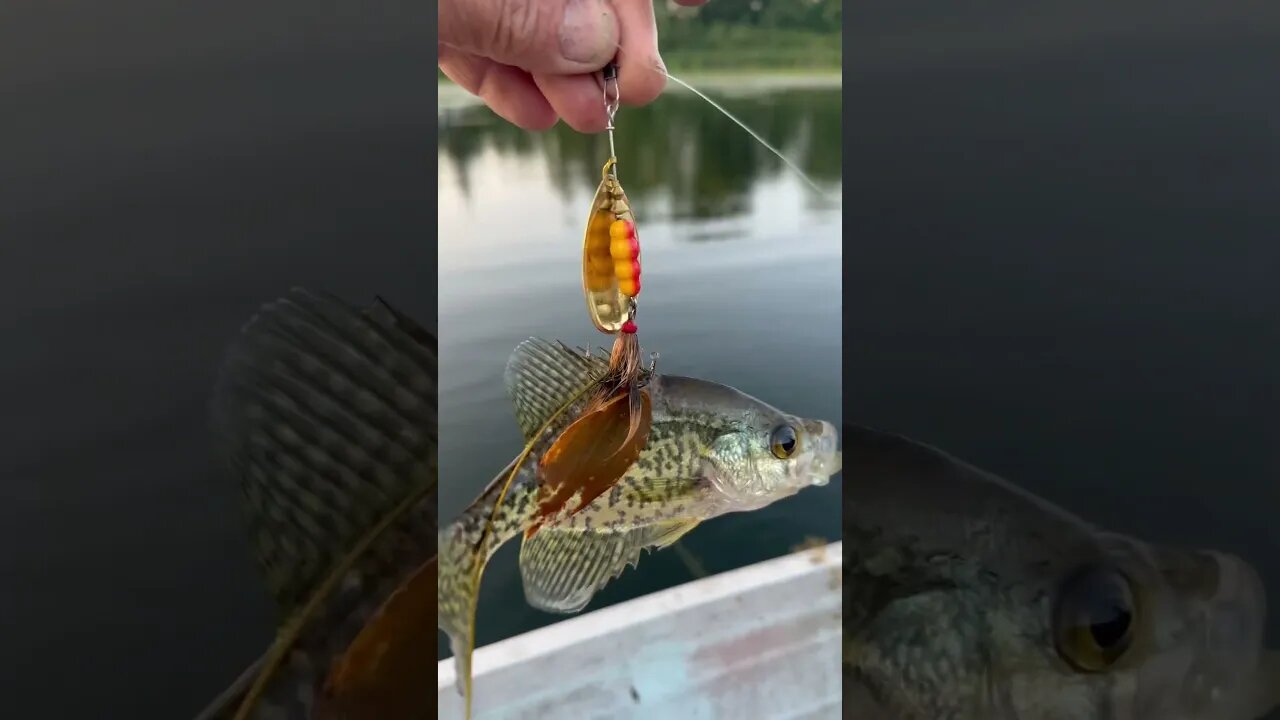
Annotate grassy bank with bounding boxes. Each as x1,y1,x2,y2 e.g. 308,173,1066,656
661,27,840,71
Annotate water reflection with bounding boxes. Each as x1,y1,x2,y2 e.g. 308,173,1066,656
438,88,842,222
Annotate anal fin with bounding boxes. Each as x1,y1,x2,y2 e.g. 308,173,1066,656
518,519,701,614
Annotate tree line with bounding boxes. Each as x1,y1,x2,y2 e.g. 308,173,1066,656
659,0,841,36
656,0,841,67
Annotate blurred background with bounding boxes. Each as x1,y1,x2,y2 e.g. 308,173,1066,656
0,4,434,718
437,0,843,659
847,0,1280,661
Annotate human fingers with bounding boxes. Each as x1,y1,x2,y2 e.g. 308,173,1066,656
439,0,620,76
532,72,611,133
612,0,666,107
440,47,558,131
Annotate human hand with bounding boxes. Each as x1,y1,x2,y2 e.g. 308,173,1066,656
439,0,708,132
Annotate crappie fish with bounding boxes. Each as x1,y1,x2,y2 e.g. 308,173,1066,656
842,424,1279,720
196,288,438,720
437,338,842,710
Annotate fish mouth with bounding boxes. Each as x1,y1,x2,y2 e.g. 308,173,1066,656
1198,551,1267,656
803,419,841,486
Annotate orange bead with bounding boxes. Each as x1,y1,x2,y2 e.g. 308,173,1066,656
619,276,640,297
609,219,632,239
614,259,639,281
610,238,639,261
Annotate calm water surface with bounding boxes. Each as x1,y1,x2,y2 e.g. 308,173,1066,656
436,86,844,657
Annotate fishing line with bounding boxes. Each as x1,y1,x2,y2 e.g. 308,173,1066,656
671,540,709,580
461,372,604,720
438,38,840,204
623,51,838,203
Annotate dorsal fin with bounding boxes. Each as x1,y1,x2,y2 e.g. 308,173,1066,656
503,338,609,442
210,287,437,618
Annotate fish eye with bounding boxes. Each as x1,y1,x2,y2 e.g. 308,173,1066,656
769,425,799,459
1053,566,1137,672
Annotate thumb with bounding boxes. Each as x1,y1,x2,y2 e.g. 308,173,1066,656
439,0,620,76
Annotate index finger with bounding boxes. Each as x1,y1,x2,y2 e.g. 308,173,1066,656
612,0,666,107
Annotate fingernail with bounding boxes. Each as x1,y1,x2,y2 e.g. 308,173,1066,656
559,0,617,65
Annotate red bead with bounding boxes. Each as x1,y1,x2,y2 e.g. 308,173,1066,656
621,320,638,334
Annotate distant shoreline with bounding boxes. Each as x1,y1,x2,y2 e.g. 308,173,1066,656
438,71,841,112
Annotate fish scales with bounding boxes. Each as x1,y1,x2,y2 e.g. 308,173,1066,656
437,414,724,646
436,338,842,715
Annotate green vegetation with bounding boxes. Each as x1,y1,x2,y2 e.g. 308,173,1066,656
656,0,841,72
439,0,841,82
660,27,839,73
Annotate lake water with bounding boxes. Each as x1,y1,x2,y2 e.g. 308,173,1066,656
436,85,844,657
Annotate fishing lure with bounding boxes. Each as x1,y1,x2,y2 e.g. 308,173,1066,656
452,66,662,720
529,62,655,536
582,64,642,333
